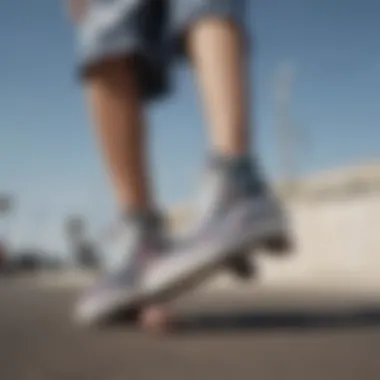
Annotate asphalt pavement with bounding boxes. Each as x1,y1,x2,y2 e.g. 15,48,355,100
1,276,380,380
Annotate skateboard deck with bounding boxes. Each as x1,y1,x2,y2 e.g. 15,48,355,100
75,210,291,329
93,253,258,330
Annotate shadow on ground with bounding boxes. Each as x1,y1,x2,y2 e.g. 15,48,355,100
107,306,380,335
175,307,380,335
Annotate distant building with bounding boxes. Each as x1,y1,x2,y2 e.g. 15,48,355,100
12,249,45,273
282,161,380,200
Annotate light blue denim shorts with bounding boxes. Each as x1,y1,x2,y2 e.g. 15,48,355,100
76,0,247,101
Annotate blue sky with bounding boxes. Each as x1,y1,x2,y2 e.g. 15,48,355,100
0,0,379,253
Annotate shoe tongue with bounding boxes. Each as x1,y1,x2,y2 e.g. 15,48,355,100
122,210,162,231
206,152,266,198
207,152,253,173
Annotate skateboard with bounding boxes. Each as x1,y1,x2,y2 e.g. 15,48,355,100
89,232,291,334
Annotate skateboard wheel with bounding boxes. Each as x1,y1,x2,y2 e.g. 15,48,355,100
140,305,173,335
104,306,141,325
261,234,293,255
225,255,255,280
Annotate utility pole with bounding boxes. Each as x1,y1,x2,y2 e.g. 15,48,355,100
274,62,297,194
0,193,14,268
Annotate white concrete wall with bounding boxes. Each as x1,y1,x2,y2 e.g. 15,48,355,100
258,194,380,287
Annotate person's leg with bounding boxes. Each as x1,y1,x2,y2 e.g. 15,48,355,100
188,20,255,271
86,58,153,212
187,18,249,158
168,0,290,277
72,0,171,325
